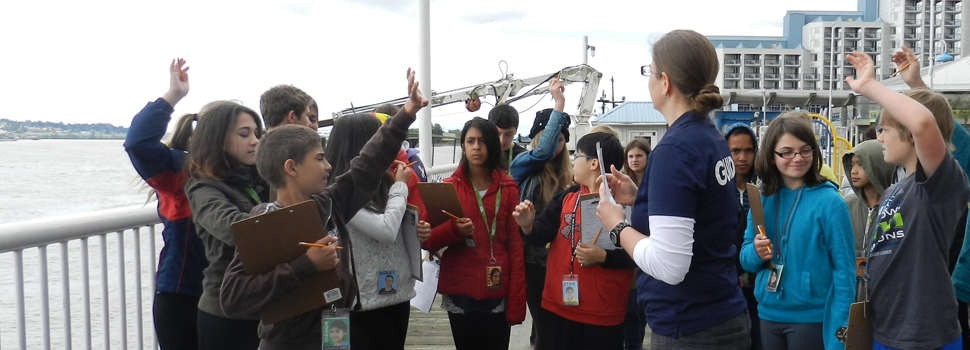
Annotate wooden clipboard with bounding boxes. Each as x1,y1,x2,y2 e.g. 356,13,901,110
230,200,341,324
844,301,873,350
416,182,465,227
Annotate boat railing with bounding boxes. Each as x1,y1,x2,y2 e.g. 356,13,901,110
0,163,460,349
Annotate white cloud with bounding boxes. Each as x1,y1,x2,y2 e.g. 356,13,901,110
0,0,858,131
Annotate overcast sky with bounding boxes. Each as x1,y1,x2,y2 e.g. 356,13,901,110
0,0,857,131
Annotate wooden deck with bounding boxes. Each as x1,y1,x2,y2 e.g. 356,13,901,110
404,295,651,349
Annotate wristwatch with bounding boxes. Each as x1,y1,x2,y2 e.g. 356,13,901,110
609,222,632,248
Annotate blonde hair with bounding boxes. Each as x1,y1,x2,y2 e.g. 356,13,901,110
879,88,955,150
531,130,572,204
589,125,620,139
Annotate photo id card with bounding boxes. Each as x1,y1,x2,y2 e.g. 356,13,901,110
322,308,350,350
486,266,502,290
378,270,397,295
562,274,579,306
765,264,784,293
465,238,476,247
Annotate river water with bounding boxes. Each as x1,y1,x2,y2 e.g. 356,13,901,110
0,139,464,349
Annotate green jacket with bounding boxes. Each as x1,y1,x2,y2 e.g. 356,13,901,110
841,140,896,257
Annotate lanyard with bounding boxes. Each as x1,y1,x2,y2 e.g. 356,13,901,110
773,186,803,263
471,177,502,245
244,187,261,204
506,146,514,175
567,186,586,274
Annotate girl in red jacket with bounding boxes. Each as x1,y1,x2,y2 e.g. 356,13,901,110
421,117,526,350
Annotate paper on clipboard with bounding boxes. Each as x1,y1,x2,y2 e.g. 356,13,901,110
402,204,423,281
410,258,440,313
579,193,632,250
230,200,341,324
416,182,465,227
596,142,616,205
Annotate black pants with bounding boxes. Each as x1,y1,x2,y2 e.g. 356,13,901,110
448,311,510,350
196,310,260,350
622,290,646,350
545,311,623,350
350,302,411,350
154,292,200,350
526,262,554,349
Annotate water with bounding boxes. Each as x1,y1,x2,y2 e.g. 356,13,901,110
0,139,465,349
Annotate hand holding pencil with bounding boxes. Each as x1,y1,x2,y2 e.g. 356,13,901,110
302,236,340,271
754,225,773,261
442,210,475,237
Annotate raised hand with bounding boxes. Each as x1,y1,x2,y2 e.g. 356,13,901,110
891,46,926,89
595,165,638,206
845,52,876,94
306,235,340,271
548,77,566,112
416,220,431,243
162,58,190,106
512,200,536,233
402,68,430,116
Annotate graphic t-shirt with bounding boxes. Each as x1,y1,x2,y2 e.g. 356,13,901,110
868,152,969,349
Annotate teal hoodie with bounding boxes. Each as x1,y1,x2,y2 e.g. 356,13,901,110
740,181,855,350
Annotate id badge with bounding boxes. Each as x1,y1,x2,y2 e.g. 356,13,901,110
855,257,867,277
562,274,579,306
765,264,784,293
378,270,397,295
486,266,502,290
465,238,476,247
322,307,351,350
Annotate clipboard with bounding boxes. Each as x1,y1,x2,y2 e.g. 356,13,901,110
402,204,423,281
416,182,465,227
578,193,632,250
843,301,873,350
230,200,341,324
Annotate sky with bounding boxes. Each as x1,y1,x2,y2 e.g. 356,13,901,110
0,0,858,132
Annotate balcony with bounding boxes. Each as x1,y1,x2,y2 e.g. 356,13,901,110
905,5,920,12
784,59,801,66
765,60,781,66
764,74,780,80
824,46,833,53
783,86,800,90
844,61,854,67
744,73,762,79
945,34,962,40
844,46,859,52
803,74,820,80
823,74,833,80
864,46,880,53
844,32,860,39
784,73,800,79
725,59,741,66
824,32,840,39
744,59,761,65
946,5,960,11
954,48,963,54
724,73,741,79
864,33,881,39
946,20,962,26
904,19,920,25
904,33,920,40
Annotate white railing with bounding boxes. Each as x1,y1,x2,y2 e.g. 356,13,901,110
0,205,161,350
0,162,460,350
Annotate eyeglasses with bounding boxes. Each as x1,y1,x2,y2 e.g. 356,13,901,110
641,64,655,77
874,125,884,135
774,149,814,159
572,153,595,161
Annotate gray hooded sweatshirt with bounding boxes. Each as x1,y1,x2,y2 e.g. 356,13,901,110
841,140,896,257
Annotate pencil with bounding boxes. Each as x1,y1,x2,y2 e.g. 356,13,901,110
591,228,603,244
405,160,418,168
891,61,913,77
299,242,343,250
766,244,773,256
756,225,772,255
441,210,470,224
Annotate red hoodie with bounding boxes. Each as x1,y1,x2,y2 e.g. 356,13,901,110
421,166,526,325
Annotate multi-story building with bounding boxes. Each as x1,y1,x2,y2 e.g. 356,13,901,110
708,0,967,121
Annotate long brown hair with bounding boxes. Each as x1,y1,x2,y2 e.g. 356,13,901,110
623,138,651,184
754,112,825,196
188,101,262,181
651,30,724,115
530,130,572,204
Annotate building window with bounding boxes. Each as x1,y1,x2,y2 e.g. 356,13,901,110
891,27,897,34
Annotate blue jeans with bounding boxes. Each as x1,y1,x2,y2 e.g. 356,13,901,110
873,336,962,350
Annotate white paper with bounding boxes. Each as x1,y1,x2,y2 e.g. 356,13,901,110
579,193,632,251
595,142,616,205
401,206,423,280
409,259,440,313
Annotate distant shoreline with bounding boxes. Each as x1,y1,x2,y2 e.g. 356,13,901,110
1,135,126,141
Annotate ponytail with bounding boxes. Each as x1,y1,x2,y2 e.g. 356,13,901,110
168,113,198,151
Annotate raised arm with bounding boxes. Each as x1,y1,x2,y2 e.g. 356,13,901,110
326,69,428,219
125,59,191,184
846,51,946,177
891,46,927,90
509,79,568,184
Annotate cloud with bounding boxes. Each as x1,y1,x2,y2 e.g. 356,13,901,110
461,9,528,25
342,0,414,12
